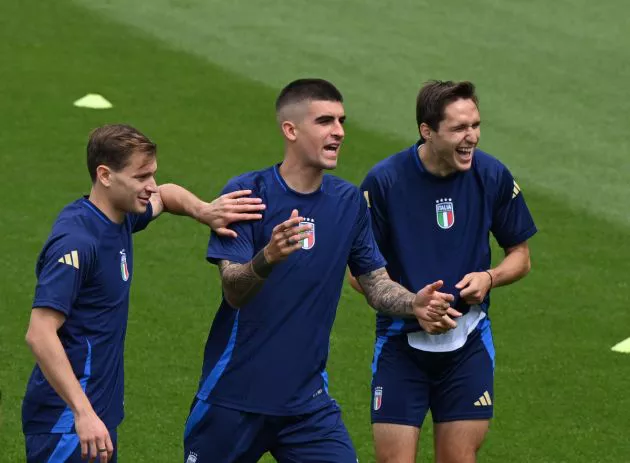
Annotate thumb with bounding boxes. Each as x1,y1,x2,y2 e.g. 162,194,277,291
426,280,443,293
455,274,472,289
290,209,299,219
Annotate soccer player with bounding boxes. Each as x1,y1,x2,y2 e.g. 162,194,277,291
22,124,266,463
349,80,537,463
183,79,458,463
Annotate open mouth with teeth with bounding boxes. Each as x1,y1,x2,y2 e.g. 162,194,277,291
456,146,474,158
323,143,340,156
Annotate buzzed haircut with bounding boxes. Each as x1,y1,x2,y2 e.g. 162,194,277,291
275,79,343,119
87,124,157,183
416,80,479,134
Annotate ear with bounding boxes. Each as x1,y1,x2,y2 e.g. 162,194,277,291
419,123,433,142
96,165,113,187
281,120,298,142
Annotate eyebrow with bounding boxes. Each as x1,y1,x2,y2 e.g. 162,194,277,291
314,114,346,124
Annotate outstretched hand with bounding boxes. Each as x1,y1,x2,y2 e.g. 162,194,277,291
198,190,266,238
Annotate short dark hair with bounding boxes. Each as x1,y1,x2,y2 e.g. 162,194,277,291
87,124,156,182
275,78,343,113
416,80,478,134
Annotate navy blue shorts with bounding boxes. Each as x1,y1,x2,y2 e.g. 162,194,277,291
183,400,357,462
25,429,118,463
371,319,495,426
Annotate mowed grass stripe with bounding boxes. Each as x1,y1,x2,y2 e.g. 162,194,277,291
0,1,628,462
72,0,630,227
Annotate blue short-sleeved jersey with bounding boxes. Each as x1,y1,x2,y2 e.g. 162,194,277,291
196,165,386,415
22,197,152,434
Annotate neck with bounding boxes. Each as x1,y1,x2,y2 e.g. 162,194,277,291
418,143,456,177
88,186,124,224
278,155,324,194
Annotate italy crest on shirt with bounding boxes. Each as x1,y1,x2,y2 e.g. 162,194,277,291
435,198,455,229
120,249,130,281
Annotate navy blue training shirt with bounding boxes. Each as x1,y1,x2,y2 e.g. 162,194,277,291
22,197,152,434
197,165,386,415
361,143,537,337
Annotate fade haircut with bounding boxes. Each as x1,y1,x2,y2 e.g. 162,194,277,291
275,79,343,122
416,80,478,137
87,124,157,183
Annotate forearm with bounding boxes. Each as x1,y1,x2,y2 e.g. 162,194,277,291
158,183,204,219
26,329,93,416
357,269,415,318
489,245,531,288
219,250,274,308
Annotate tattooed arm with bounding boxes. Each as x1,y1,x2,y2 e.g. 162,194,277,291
357,268,460,332
357,268,416,318
218,250,274,308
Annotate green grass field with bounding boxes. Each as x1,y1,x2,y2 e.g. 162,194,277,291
1,0,629,461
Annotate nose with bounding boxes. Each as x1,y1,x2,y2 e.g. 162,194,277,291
147,177,158,193
332,120,344,139
466,126,479,144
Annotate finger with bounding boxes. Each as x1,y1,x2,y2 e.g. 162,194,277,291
441,315,458,329
96,438,108,463
427,280,444,292
446,307,463,318
459,285,476,298
223,189,259,200
226,212,264,221
434,291,455,302
214,227,238,238
455,274,472,289
81,439,88,460
229,204,266,212
89,439,97,462
290,209,299,219
286,224,313,237
281,215,304,230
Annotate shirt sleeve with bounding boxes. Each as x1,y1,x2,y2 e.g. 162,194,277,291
32,232,96,317
206,181,256,265
129,201,154,233
348,189,387,277
360,171,390,248
491,165,538,248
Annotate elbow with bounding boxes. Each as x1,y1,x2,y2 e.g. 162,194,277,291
25,326,41,351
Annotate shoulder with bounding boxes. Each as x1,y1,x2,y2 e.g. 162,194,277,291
48,200,100,248
222,166,275,195
473,149,511,179
323,175,361,202
364,145,415,187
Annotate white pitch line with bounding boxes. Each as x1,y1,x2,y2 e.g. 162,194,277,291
611,337,630,354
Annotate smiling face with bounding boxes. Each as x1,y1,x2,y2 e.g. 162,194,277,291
421,98,480,174
99,150,158,215
286,99,345,170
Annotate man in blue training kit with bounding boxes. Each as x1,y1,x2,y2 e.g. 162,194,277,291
349,80,537,463
22,124,266,463
183,79,458,463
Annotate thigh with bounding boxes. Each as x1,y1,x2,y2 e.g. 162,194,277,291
430,328,495,424
372,423,419,463
184,399,269,463
372,335,430,427
25,429,118,463
434,420,489,463
272,402,357,463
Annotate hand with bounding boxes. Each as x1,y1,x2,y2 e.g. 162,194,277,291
263,209,312,264
456,271,493,305
198,190,266,238
74,409,113,462
413,281,461,334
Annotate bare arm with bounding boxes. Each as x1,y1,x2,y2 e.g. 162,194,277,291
26,308,113,461
457,241,532,304
489,241,531,288
219,251,274,308
357,268,417,318
153,184,265,237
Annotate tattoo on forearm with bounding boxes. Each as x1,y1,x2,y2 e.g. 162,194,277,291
357,268,415,318
218,255,271,308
